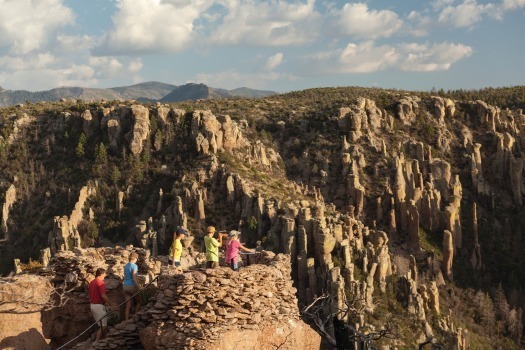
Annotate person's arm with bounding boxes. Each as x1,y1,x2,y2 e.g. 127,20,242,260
132,266,140,286
101,293,111,305
239,243,254,253
99,283,115,309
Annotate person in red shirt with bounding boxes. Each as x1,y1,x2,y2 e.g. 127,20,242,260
89,268,114,341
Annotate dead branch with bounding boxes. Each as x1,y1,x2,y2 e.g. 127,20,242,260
301,291,396,349
0,281,76,314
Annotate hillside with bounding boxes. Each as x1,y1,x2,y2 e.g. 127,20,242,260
160,83,277,102
0,86,524,349
0,82,278,106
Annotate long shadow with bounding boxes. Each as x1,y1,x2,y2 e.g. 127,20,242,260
0,327,49,350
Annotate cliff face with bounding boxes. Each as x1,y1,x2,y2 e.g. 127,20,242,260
0,86,524,348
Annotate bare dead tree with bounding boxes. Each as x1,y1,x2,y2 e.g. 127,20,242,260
301,292,396,349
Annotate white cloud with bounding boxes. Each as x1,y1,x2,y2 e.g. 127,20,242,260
406,11,433,37
438,0,495,28
129,58,143,73
210,0,321,46
94,0,213,55
0,53,55,71
0,0,74,54
337,41,399,73
0,65,97,91
337,3,403,39
56,35,96,52
305,41,472,74
265,53,284,70
501,0,525,9
400,42,473,71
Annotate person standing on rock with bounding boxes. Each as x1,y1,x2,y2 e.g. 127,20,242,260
169,227,187,268
225,230,254,271
89,268,114,342
123,252,141,320
204,226,226,268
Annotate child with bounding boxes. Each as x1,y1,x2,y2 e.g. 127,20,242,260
169,227,187,267
225,230,254,271
204,226,226,268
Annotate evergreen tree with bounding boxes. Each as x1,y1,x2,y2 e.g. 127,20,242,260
94,143,108,164
76,133,86,158
110,164,121,186
474,291,496,332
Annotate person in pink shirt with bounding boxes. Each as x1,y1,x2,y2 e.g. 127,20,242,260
225,230,254,271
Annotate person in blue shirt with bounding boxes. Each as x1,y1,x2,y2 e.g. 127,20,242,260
123,251,141,320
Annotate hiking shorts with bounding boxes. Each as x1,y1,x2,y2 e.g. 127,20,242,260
123,285,141,302
90,304,107,327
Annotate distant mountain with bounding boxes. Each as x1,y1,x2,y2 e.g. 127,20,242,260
109,82,177,101
160,83,277,102
0,82,177,106
160,83,230,102
0,81,277,106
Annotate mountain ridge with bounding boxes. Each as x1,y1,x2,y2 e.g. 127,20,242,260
0,81,278,106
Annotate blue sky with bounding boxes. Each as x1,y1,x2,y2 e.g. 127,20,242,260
0,0,523,92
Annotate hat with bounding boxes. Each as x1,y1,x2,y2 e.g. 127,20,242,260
206,226,216,234
176,227,188,235
228,230,240,238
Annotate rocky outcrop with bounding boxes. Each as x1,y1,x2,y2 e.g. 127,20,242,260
48,184,96,253
0,184,16,241
442,230,454,281
397,96,419,125
130,105,150,155
83,252,320,350
0,275,53,350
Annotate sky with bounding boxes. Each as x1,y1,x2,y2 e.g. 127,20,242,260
0,0,524,92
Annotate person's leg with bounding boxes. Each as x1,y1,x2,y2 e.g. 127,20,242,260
125,299,131,320
206,261,212,268
211,261,218,268
134,289,141,315
100,326,107,340
95,322,103,341
175,261,181,267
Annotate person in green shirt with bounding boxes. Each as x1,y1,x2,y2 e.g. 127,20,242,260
204,226,226,268
169,227,187,267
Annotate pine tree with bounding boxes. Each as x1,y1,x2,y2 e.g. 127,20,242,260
493,284,511,335
94,143,108,164
507,309,523,341
76,133,86,158
474,291,496,332
110,164,121,186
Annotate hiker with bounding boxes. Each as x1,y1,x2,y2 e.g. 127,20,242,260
204,226,227,268
89,268,114,341
123,252,141,321
169,227,187,267
225,230,254,271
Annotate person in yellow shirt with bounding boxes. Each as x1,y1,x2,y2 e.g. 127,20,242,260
169,227,187,267
204,226,226,268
